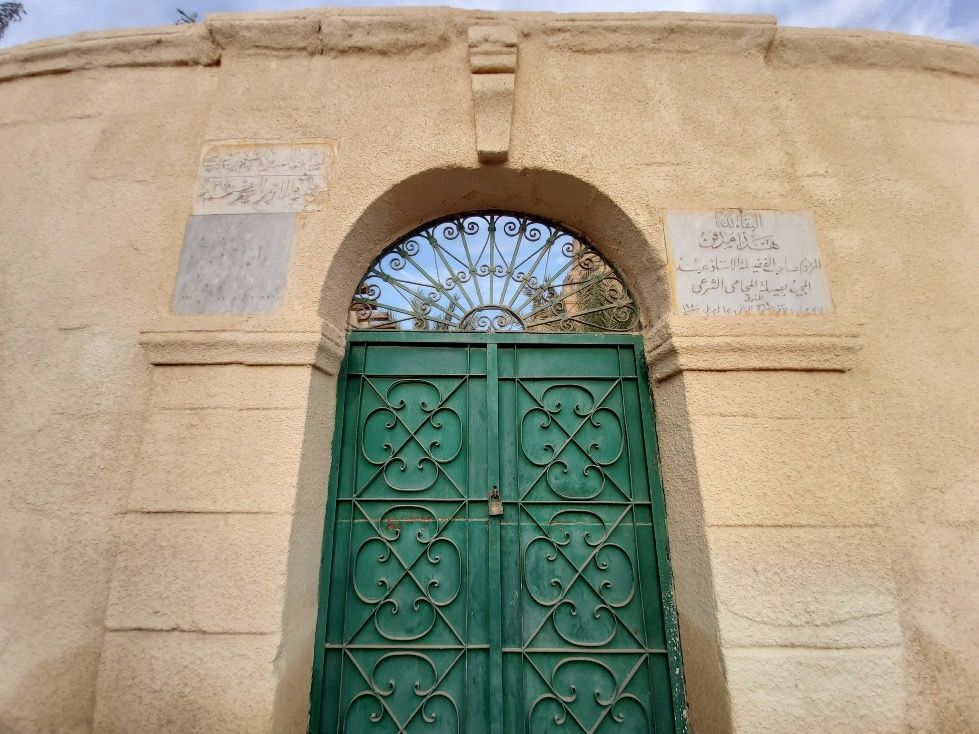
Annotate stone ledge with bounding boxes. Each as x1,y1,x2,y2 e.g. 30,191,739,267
723,647,906,732
139,317,346,374
206,10,453,56
206,14,321,53
644,315,862,381
542,13,776,54
0,24,219,82
316,12,453,56
2,9,976,82
104,513,293,634
771,27,979,78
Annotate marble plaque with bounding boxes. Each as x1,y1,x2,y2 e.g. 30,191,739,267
664,210,832,316
192,140,335,215
172,213,295,315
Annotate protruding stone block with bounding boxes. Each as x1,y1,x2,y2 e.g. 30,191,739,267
129,407,307,513
468,25,518,72
711,527,903,648
468,26,518,164
691,415,880,526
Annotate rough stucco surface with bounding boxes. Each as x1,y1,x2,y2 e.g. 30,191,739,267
0,8,976,734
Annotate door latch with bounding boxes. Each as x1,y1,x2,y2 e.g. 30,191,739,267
488,486,503,517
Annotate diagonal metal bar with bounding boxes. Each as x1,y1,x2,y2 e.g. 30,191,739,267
520,505,643,648
504,232,560,311
398,648,466,732
343,651,406,731
356,268,463,328
517,378,631,501
426,231,479,311
369,269,464,318
528,300,636,331
522,652,650,734
523,654,593,734
393,248,472,317
356,376,468,498
520,268,626,323
516,379,630,502
509,240,582,316
345,499,468,646
354,297,456,330
582,654,648,734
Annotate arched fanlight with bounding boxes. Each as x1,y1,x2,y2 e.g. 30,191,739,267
348,212,640,333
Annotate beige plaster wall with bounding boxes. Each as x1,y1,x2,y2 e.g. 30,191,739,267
0,8,976,733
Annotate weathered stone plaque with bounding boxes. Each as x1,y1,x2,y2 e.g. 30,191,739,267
192,140,334,215
172,213,295,315
172,140,336,315
664,209,832,316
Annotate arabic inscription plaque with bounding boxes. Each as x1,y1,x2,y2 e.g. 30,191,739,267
193,140,334,215
664,210,832,316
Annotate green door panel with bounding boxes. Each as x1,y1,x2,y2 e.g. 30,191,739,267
311,334,687,734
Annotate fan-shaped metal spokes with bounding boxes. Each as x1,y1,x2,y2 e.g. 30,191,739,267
348,212,641,333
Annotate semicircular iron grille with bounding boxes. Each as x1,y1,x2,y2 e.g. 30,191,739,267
349,212,641,333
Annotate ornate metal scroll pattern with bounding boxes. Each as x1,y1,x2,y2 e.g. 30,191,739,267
337,373,469,732
519,382,628,501
344,651,462,732
526,656,649,733
349,212,640,333
350,504,464,644
515,375,654,731
360,378,466,496
523,507,641,650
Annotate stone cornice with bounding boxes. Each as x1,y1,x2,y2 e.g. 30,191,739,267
0,25,220,81
139,317,347,375
138,312,863,380
1,9,976,82
769,27,979,77
644,315,863,382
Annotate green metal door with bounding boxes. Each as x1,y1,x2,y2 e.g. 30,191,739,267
310,333,687,733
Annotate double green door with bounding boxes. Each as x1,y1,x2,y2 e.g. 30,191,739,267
311,333,687,733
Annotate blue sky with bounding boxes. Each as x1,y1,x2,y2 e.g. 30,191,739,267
2,0,978,48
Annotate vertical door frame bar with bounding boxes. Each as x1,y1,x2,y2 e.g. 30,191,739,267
485,343,505,734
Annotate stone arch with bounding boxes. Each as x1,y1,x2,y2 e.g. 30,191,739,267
316,166,672,335
276,165,730,734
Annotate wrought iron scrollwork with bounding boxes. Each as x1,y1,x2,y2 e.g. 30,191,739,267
516,378,655,731
349,212,641,333
519,383,626,501
337,376,470,732
344,651,462,732
360,379,465,494
321,354,678,733
526,656,650,733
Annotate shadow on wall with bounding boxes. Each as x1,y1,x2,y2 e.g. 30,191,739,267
653,372,735,733
2,643,101,734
